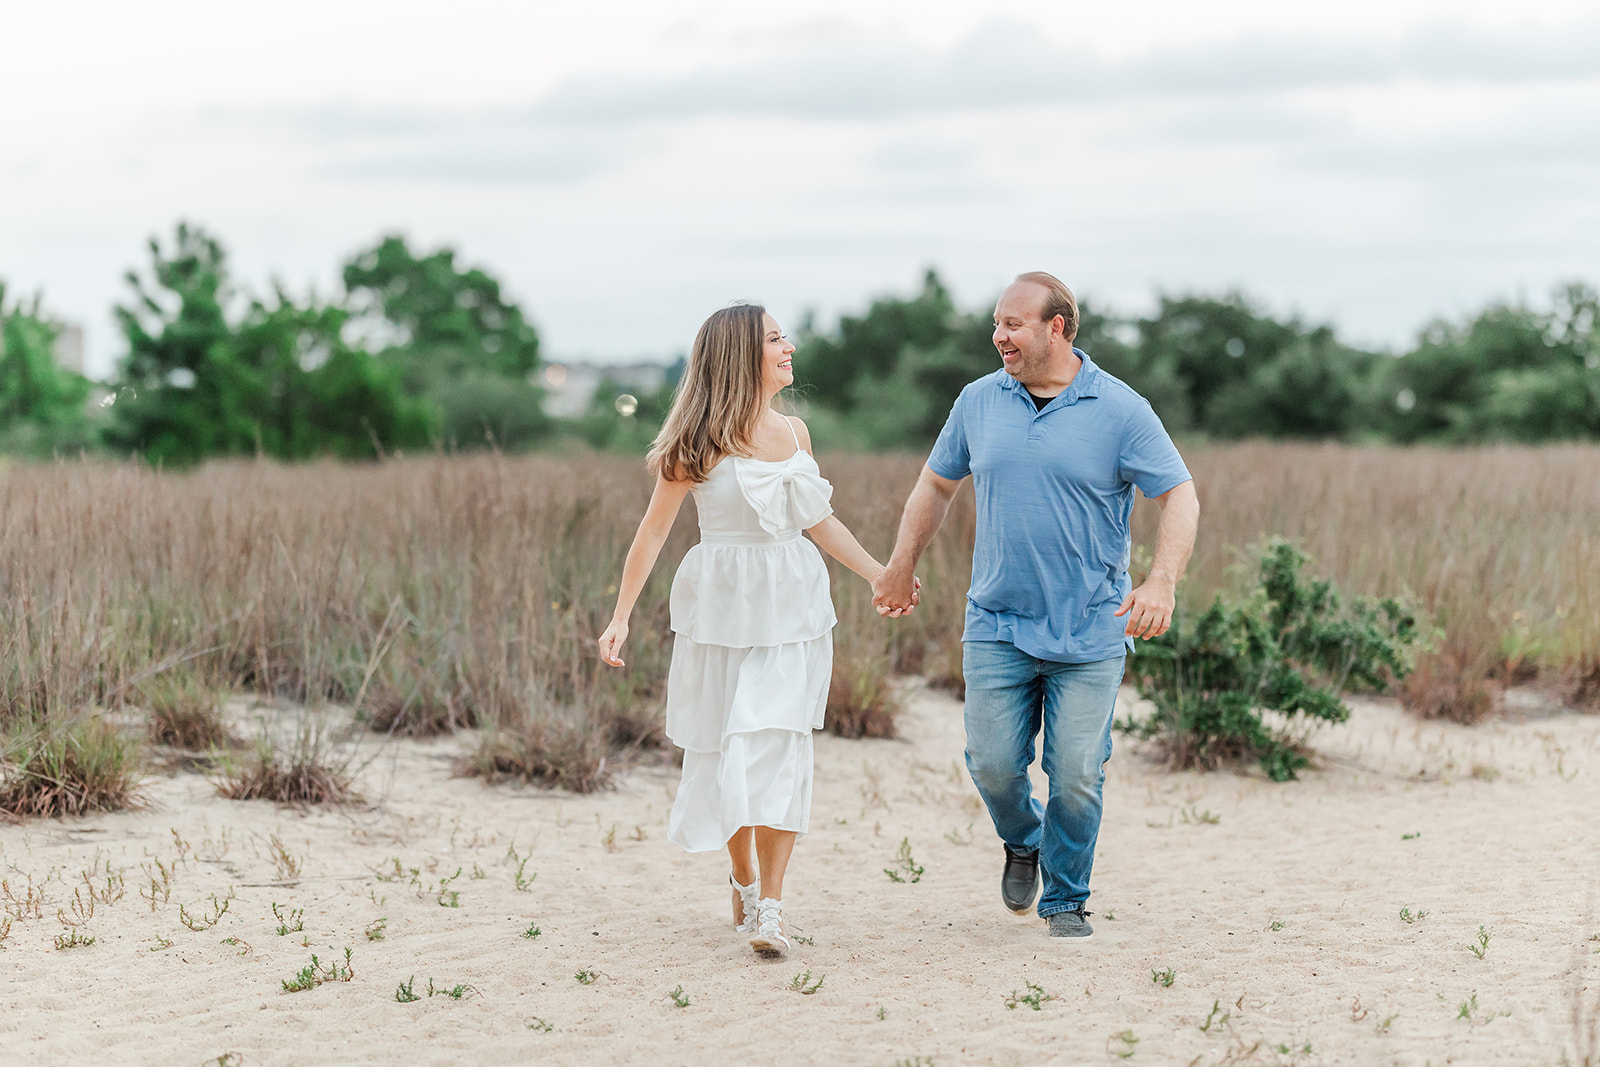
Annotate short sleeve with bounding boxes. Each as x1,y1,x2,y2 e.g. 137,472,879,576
1117,400,1191,499
926,392,971,481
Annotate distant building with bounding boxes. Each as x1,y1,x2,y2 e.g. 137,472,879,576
540,361,672,418
52,323,85,375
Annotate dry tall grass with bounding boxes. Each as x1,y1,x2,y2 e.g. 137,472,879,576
1142,443,1600,720
1,442,1594,814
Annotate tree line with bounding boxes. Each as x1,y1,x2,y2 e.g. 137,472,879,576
3,227,1598,462
793,271,1600,449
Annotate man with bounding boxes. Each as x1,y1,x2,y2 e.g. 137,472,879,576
872,271,1199,938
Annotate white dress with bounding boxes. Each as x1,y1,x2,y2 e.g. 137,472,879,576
665,422,836,852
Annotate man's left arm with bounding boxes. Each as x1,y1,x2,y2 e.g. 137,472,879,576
1114,480,1199,640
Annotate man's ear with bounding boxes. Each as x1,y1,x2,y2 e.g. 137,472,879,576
1051,314,1066,343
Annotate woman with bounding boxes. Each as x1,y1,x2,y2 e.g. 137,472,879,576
597,303,911,959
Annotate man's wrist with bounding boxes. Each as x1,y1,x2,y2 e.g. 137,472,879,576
1145,570,1178,589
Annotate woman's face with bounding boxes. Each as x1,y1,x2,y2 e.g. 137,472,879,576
760,313,795,394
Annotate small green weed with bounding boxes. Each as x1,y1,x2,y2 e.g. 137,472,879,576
364,918,387,941
54,929,95,950
222,936,250,956
1457,993,1478,1021
1004,981,1053,1011
1180,806,1220,825
790,970,825,995
1200,999,1230,1033
894,1058,933,1067
149,936,174,951
1469,925,1490,959
1274,1043,1312,1055
1268,920,1285,932
1399,907,1427,924
281,948,354,992
883,838,925,883
1402,831,1421,840
428,979,470,1000
1108,1030,1139,1059
513,856,536,892
435,868,462,908
575,969,598,985
877,1006,887,1020
180,892,232,931
271,902,303,935
793,934,815,946
668,985,689,1008
1375,1012,1399,1034
521,922,542,939
525,1017,553,1032
1151,967,1176,988
396,976,420,1003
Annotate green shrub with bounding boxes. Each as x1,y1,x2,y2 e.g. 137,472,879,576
1123,539,1422,781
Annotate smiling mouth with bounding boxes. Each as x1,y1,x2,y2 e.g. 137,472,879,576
778,360,792,369
999,348,1018,361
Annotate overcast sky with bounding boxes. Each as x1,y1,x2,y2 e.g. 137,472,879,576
4,0,1598,376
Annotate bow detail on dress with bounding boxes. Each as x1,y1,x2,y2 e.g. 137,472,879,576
734,457,834,536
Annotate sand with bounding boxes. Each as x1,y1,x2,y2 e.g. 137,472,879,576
3,684,1598,1067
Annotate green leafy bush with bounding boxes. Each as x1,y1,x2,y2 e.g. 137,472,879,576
1122,539,1422,781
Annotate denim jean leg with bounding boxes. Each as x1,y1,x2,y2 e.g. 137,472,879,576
1035,655,1125,917
961,642,1045,857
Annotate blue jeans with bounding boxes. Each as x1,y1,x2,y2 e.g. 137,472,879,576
961,641,1125,918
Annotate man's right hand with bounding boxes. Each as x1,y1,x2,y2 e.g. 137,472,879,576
872,562,921,618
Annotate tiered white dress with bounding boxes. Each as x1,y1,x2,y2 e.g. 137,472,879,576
665,425,836,853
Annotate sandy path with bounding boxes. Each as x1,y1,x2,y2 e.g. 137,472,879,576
3,686,1598,1067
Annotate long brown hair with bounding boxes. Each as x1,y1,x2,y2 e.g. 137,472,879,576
647,303,769,483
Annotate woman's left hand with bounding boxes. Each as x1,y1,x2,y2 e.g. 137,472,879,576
597,620,629,666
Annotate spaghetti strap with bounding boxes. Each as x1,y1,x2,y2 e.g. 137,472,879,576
782,415,801,450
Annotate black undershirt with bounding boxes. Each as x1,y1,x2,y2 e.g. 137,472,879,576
1026,390,1053,411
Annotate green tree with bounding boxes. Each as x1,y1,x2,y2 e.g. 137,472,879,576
0,283,94,456
233,289,432,460
104,224,259,464
343,235,550,449
106,223,430,464
1375,285,1600,443
797,270,972,413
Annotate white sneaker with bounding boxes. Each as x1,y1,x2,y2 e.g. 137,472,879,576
748,898,790,959
731,875,761,934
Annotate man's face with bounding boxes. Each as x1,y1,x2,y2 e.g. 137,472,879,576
992,282,1057,384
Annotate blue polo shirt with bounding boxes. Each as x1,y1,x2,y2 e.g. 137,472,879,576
927,351,1192,663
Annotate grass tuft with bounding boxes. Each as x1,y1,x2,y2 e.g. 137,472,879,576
462,715,610,794
0,716,142,819
217,726,355,805
142,674,234,750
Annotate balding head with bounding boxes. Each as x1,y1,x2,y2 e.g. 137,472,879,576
1010,271,1079,343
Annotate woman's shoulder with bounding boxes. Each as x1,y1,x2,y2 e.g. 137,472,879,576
783,414,814,453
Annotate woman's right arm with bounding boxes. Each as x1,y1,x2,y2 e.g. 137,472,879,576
597,472,693,667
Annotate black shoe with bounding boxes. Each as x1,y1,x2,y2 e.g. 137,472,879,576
1001,846,1039,914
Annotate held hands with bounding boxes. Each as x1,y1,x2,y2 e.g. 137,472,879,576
597,619,628,667
1115,575,1176,640
871,563,923,619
